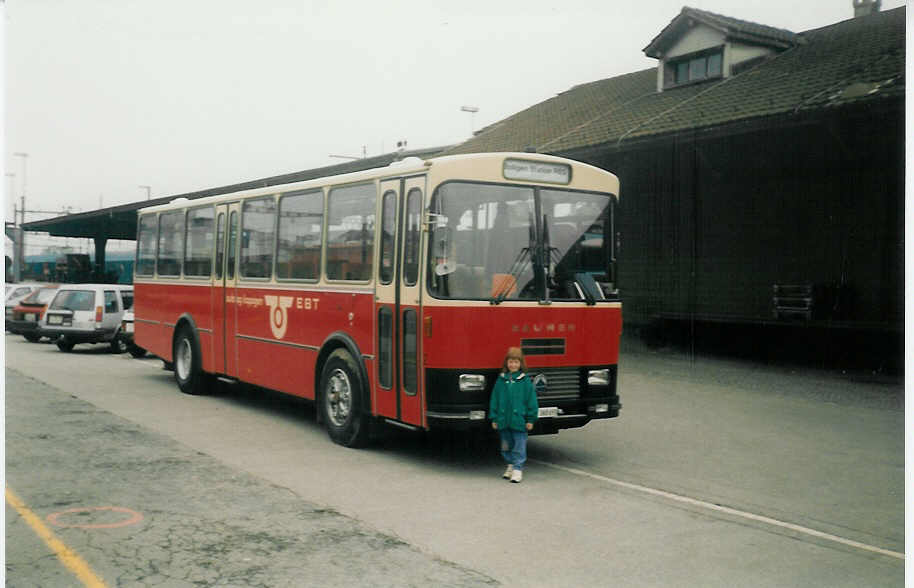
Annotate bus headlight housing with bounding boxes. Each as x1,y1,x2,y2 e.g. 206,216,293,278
459,374,487,392
587,368,610,387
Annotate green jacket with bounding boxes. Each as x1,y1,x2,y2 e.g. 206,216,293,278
488,371,539,432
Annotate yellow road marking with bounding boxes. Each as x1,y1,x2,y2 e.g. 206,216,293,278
6,487,108,587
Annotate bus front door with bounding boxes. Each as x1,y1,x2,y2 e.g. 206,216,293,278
397,177,425,427
212,203,240,378
375,177,425,428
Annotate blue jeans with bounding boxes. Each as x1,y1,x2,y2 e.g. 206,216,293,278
499,429,528,470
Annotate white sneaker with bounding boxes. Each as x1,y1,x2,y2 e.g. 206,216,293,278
510,469,523,483
503,465,514,479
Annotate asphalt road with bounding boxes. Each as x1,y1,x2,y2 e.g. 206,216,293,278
4,334,905,586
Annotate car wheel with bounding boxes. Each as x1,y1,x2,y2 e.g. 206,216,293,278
56,337,75,352
110,336,128,354
23,333,40,343
319,349,370,448
128,344,147,358
173,327,210,395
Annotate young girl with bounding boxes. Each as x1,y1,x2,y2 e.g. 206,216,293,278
488,347,539,483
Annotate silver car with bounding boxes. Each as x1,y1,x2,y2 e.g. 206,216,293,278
41,284,134,352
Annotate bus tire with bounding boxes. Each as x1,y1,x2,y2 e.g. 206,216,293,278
23,332,41,343
56,337,75,352
173,327,209,395
319,349,370,448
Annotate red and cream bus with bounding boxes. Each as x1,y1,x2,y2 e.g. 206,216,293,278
134,152,621,447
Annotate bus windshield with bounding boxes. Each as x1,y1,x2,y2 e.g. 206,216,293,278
427,182,616,302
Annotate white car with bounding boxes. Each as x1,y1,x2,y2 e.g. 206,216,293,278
119,309,147,358
41,284,134,352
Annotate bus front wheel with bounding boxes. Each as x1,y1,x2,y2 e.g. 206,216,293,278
319,349,370,448
173,328,209,395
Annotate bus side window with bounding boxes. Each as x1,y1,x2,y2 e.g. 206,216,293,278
240,196,276,279
157,211,184,277
227,211,238,280
327,184,376,281
403,188,421,286
185,206,214,277
379,191,396,284
136,214,157,276
215,212,225,280
277,189,323,280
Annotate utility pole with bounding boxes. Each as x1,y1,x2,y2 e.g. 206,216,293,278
138,185,151,200
12,153,28,281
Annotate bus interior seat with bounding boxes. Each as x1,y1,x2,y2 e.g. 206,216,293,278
490,273,518,298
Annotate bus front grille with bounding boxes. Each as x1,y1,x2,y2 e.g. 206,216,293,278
529,367,580,401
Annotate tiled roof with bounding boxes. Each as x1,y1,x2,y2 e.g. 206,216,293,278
643,6,802,57
445,7,904,156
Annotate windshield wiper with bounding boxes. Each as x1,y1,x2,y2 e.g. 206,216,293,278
490,223,536,305
542,215,596,305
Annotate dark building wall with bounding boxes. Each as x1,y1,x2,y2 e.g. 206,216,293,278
574,98,903,331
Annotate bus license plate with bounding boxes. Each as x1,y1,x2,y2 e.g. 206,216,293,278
24,313,36,321
48,315,62,325
538,407,559,418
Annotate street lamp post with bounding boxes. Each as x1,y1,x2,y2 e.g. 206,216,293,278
460,105,479,137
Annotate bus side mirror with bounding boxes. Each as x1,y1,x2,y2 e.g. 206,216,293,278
432,227,452,259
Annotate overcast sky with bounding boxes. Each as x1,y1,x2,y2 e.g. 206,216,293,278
3,0,907,233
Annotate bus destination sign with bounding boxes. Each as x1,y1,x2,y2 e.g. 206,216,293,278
503,159,571,184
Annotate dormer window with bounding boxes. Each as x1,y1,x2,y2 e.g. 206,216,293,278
644,7,801,93
668,48,723,86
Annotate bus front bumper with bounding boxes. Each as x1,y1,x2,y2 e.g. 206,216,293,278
426,401,620,434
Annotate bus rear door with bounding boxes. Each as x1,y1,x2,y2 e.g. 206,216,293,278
212,203,240,378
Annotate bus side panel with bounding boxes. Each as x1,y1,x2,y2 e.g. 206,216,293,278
230,287,374,400
422,305,622,369
134,281,173,361
134,282,214,367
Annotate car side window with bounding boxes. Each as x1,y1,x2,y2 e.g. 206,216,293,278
104,291,118,313
121,292,134,310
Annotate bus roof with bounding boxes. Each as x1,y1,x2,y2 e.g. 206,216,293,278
139,152,619,214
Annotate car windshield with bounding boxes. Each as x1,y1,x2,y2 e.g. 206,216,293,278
50,290,95,311
427,182,616,301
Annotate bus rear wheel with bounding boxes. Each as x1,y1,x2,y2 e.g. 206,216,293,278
173,328,210,395
319,349,370,448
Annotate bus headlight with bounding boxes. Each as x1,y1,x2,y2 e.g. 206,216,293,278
587,369,610,386
459,374,486,392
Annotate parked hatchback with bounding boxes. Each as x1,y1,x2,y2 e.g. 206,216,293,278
8,285,59,342
42,284,134,352
5,283,49,328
